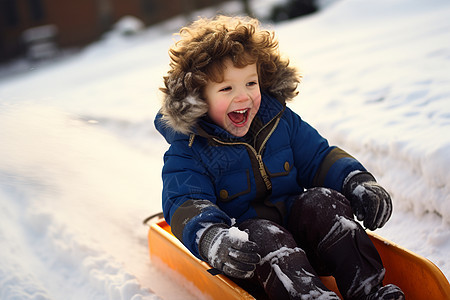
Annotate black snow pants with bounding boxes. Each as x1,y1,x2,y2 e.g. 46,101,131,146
238,187,385,300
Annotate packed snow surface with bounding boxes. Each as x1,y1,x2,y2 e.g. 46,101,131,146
1,0,450,299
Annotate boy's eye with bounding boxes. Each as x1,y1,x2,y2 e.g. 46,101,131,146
219,86,232,92
247,81,258,87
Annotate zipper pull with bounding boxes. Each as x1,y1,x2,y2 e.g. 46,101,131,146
257,154,272,191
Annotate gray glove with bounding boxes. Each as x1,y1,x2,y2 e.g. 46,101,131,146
199,224,261,279
343,172,393,230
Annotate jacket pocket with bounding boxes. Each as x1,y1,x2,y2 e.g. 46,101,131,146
265,147,294,178
216,169,251,202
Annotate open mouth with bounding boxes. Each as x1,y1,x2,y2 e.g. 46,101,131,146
228,109,249,126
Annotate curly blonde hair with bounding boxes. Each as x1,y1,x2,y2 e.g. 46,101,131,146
160,15,300,134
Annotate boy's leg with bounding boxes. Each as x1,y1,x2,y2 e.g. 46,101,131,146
287,187,385,299
239,218,339,300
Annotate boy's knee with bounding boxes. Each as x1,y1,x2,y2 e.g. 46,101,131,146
239,218,287,239
239,219,297,254
292,187,353,222
288,188,355,248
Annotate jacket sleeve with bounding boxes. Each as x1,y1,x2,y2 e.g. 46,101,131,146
286,108,366,192
161,139,231,259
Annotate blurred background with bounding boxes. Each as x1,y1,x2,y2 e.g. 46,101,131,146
0,0,333,64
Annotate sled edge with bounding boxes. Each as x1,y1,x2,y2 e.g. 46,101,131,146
148,219,256,300
368,231,450,300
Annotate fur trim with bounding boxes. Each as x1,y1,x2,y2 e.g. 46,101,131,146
160,72,209,135
267,64,299,102
161,92,208,135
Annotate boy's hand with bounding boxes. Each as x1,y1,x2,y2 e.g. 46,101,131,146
199,224,261,279
343,172,393,230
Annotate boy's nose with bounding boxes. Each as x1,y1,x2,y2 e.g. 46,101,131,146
234,90,250,102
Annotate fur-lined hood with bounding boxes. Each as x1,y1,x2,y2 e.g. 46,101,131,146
158,65,299,136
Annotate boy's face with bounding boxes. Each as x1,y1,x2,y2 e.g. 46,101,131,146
204,59,261,137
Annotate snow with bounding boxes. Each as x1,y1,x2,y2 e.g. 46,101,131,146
1,0,449,299
228,226,249,242
267,223,285,235
321,215,358,244
260,247,305,264
260,247,340,299
271,264,296,296
348,269,385,298
352,185,367,198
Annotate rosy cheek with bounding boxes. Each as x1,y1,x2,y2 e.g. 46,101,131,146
215,103,229,117
208,103,227,125
253,92,262,108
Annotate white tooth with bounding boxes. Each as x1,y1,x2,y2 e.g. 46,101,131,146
235,109,247,114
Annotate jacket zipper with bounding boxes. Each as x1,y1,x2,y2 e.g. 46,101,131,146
212,116,281,192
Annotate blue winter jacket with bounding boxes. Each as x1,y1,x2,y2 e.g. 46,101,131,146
155,93,366,259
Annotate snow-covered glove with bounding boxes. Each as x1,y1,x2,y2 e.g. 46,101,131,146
198,224,261,279
343,172,393,230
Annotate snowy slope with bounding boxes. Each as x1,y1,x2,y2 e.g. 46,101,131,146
0,0,449,299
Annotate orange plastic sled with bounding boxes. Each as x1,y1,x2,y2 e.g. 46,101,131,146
147,218,450,300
